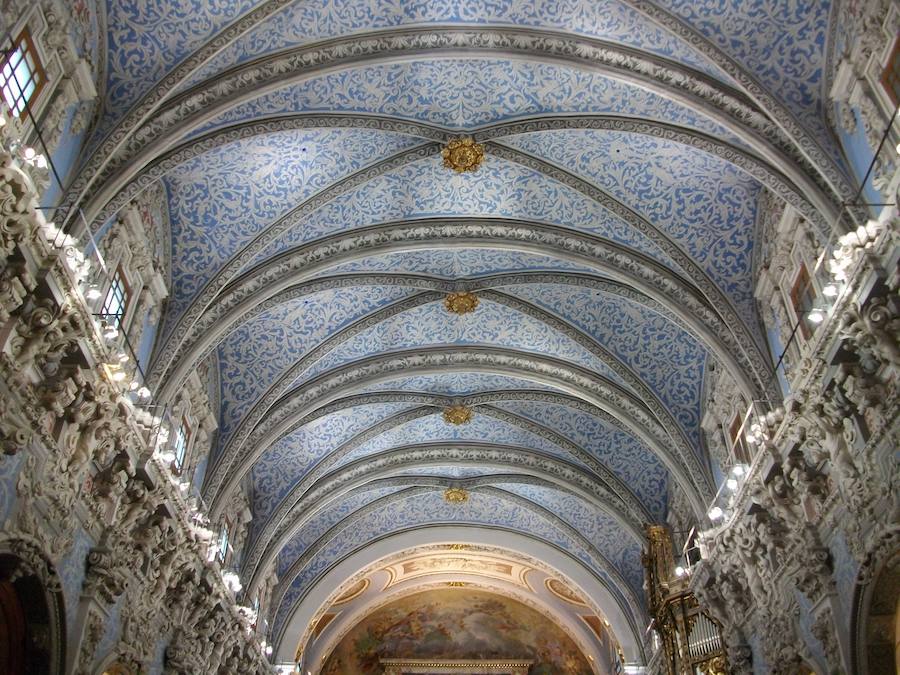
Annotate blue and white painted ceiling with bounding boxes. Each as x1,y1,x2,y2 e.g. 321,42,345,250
71,0,852,666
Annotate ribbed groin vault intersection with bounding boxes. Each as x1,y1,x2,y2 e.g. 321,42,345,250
0,1,898,674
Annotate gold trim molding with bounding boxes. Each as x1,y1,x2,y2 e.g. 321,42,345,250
381,659,532,674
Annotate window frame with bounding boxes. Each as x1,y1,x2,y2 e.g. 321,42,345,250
727,412,752,465
1,28,47,118
216,519,230,565
101,265,132,330
788,263,817,340
880,35,900,106
172,416,191,475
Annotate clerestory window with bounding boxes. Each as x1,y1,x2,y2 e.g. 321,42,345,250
1,29,46,117
217,520,230,564
172,418,191,474
101,266,131,329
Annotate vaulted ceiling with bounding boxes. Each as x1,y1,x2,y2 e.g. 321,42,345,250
70,0,850,669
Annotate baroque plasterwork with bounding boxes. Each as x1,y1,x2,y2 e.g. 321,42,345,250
381,551,531,590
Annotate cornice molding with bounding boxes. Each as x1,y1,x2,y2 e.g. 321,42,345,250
64,26,847,227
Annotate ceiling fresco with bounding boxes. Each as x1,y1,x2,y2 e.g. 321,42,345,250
319,587,594,675
73,0,854,668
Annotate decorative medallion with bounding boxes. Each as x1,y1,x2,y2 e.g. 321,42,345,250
443,405,473,425
446,581,467,587
442,137,485,173
444,291,479,315
443,487,469,504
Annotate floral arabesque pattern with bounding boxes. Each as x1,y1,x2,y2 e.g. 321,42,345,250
491,399,669,520
296,299,624,387
250,402,419,523
502,130,762,328
249,154,672,270
331,412,591,474
182,0,727,92
217,285,418,441
504,284,706,449
270,489,637,641
192,58,739,140
161,128,423,331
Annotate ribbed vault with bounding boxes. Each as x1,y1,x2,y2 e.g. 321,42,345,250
72,2,850,669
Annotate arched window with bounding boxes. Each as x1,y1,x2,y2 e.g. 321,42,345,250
0,551,64,675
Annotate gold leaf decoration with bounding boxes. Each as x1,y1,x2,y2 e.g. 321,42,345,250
444,291,479,315
441,137,485,173
442,405,473,425
443,487,469,504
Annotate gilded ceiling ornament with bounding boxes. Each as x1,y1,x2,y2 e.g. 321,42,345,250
444,291,479,315
446,581,467,587
443,487,469,504
442,136,485,173
442,405,473,425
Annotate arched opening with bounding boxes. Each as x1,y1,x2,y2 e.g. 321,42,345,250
858,554,900,675
0,552,64,675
